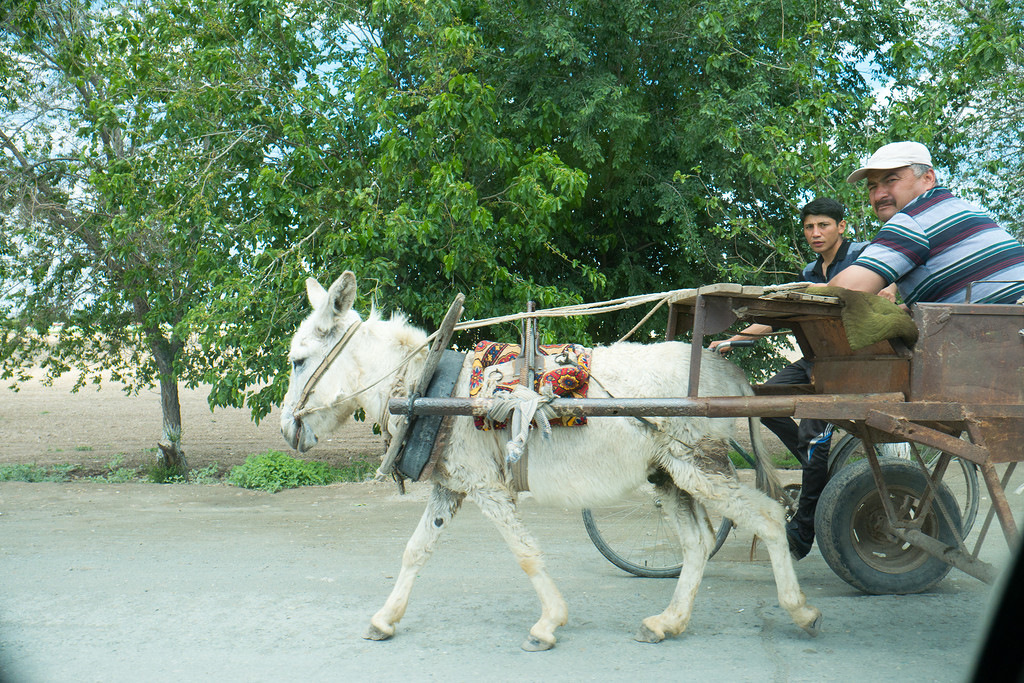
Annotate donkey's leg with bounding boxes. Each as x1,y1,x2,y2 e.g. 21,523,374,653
663,460,822,636
636,486,715,643
365,483,465,641
468,488,568,651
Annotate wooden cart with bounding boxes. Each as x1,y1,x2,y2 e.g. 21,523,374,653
666,284,1022,592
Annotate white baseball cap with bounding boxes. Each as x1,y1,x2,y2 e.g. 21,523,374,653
846,141,933,183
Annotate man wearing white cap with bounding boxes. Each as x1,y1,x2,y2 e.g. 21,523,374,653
831,141,1024,305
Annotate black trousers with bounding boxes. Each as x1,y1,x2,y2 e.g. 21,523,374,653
760,358,833,541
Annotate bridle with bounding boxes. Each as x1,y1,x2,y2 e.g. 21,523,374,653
292,319,363,416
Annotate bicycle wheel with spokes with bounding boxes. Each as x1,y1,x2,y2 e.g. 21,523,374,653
827,433,979,535
582,484,733,578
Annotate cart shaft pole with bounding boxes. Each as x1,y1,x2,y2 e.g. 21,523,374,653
388,393,906,419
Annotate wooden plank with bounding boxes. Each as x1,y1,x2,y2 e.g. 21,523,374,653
376,293,465,481
753,383,816,396
759,290,841,305
697,282,745,295
666,288,700,306
396,350,467,481
814,357,910,395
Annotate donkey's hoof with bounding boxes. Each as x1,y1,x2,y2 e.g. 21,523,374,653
634,623,665,643
363,623,394,641
521,635,555,651
802,612,823,638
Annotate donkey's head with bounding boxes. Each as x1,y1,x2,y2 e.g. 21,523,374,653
280,271,363,453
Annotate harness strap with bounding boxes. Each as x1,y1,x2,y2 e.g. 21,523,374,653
294,320,362,414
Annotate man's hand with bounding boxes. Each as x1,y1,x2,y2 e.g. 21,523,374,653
708,339,732,354
877,283,899,303
709,324,771,354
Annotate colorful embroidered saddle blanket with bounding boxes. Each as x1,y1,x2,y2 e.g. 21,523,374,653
468,340,592,429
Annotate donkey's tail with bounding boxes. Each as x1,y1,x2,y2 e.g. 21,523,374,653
747,416,789,505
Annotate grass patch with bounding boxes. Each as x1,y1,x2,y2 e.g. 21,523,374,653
228,450,376,493
146,462,188,483
189,463,222,485
3,453,377,489
728,450,801,470
89,456,138,483
772,452,802,469
0,463,78,482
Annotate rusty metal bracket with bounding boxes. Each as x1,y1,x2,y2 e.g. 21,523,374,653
863,409,1021,560
888,528,998,584
864,410,989,465
857,432,994,583
971,462,1019,555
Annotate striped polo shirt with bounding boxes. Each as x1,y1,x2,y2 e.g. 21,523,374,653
854,187,1024,304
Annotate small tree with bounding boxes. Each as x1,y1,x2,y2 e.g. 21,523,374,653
0,0,327,468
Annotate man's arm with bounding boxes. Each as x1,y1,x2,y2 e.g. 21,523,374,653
828,264,888,295
708,323,772,353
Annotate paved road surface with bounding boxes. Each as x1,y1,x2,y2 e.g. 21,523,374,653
0,479,1015,682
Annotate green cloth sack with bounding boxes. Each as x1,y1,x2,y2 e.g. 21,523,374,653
804,286,919,351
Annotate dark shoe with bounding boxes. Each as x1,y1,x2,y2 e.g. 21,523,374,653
787,527,813,561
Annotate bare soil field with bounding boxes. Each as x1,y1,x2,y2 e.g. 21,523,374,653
0,371,384,476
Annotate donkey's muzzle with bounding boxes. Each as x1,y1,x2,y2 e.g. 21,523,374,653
281,407,318,453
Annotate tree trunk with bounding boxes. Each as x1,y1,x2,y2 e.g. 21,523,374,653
133,293,189,472
156,372,188,472
146,321,188,472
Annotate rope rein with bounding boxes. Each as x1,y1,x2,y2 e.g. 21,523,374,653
294,288,685,420
292,282,803,420
484,385,558,464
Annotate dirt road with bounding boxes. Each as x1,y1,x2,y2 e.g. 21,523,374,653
0,372,1016,681
0,477,1012,682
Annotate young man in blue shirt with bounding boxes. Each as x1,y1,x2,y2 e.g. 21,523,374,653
712,197,879,559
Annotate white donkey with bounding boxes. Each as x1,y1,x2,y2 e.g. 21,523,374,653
281,271,822,650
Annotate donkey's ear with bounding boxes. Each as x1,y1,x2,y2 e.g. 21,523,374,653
305,277,328,310
324,271,357,318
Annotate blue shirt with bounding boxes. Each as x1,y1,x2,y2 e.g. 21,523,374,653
802,239,869,283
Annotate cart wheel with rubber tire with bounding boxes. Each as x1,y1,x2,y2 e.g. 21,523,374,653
815,457,962,595
827,432,979,535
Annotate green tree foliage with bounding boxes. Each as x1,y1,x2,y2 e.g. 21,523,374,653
831,0,1024,237
904,0,1024,232
192,1,595,419
8,0,1018,440
198,0,925,411
468,0,917,327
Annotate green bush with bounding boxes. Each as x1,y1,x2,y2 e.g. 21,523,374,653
146,462,187,483
188,463,222,485
227,451,374,493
